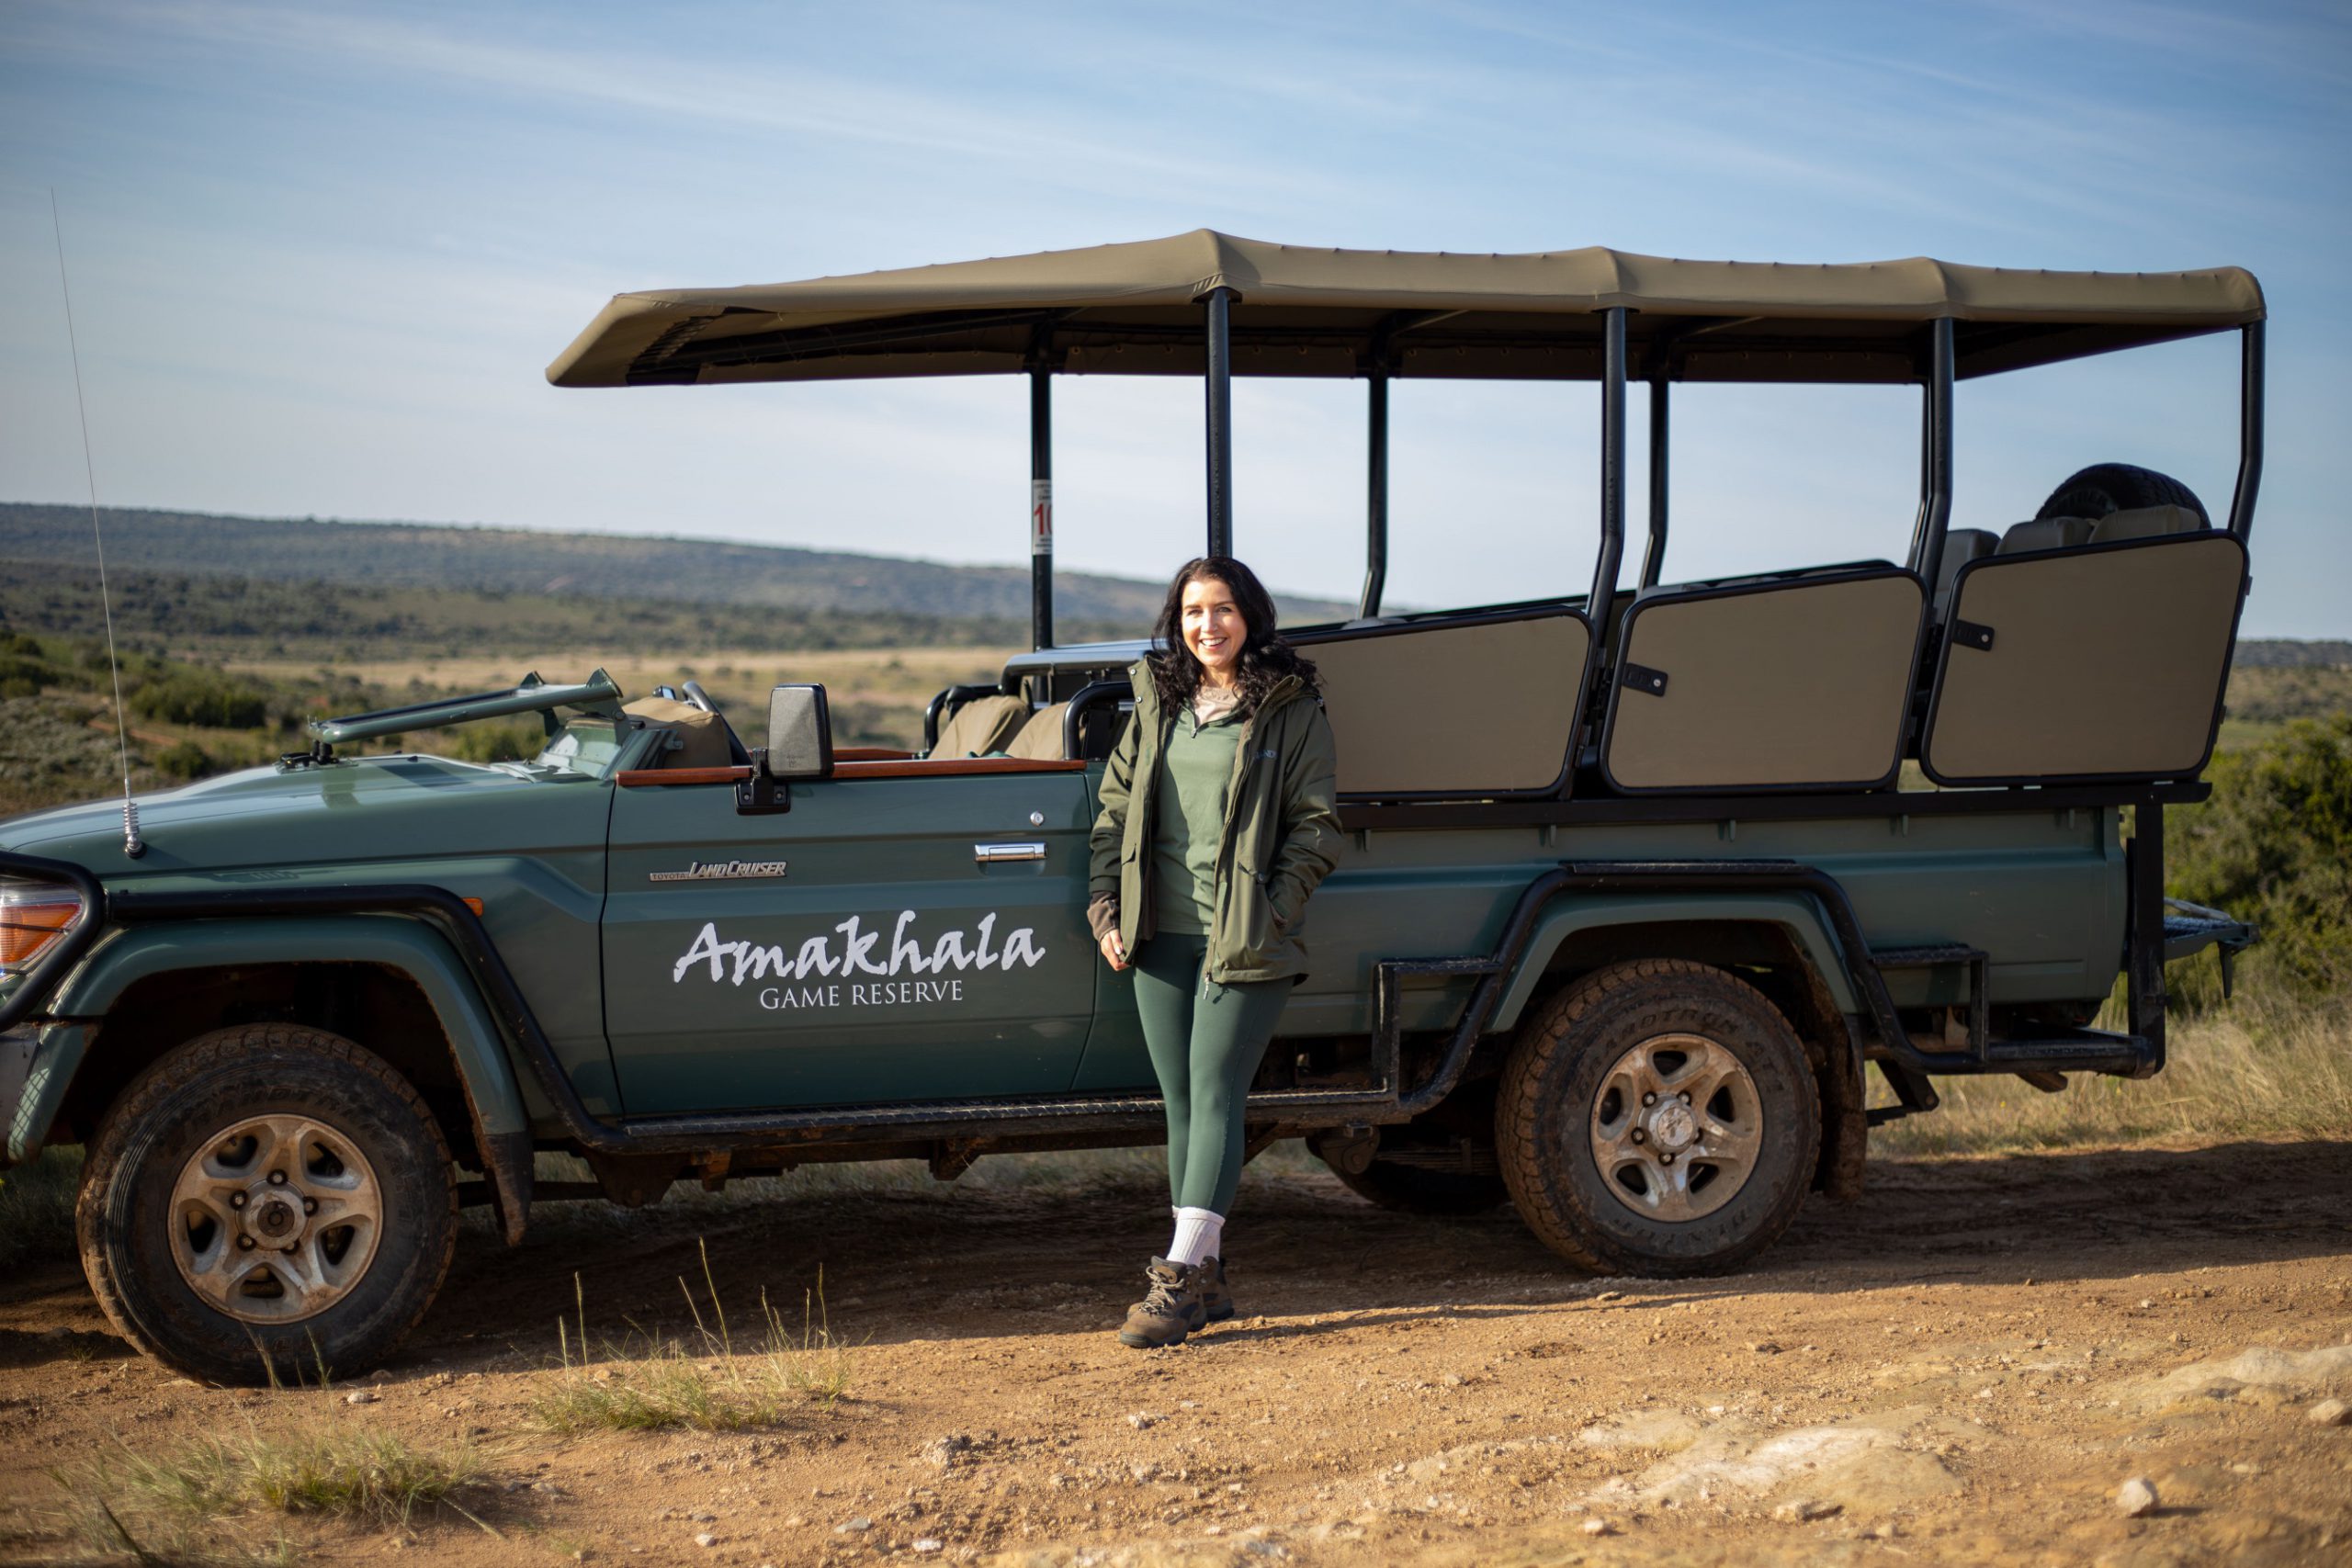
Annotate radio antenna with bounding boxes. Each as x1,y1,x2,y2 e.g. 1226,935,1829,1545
49,189,143,859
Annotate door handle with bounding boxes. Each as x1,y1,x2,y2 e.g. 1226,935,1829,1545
974,841,1047,863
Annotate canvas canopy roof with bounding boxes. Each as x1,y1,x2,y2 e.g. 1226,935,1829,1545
548,230,2263,390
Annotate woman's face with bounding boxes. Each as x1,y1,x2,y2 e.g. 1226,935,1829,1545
1180,575,1248,682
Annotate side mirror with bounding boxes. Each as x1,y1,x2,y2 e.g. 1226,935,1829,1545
737,684,833,815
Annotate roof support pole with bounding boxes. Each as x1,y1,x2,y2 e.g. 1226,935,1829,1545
1202,287,1237,559
2227,321,2264,541
1639,372,1669,589
1907,317,1955,581
1589,308,1627,618
1361,368,1389,617
1028,364,1054,651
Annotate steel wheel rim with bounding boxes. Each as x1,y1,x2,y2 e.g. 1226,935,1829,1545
1586,1032,1763,1223
169,1112,385,1324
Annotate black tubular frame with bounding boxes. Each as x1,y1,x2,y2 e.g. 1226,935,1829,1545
1905,317,1957,582
1029,361,1053,651
1589,307,1629,615
1203,286,1236,558
1640,370,1669,589
1362,368,1389,617
2228,321,2265,540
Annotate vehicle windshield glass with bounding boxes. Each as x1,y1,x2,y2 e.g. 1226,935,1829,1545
500,716,628,781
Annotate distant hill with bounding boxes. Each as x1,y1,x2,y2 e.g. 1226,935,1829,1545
0,504,1356,628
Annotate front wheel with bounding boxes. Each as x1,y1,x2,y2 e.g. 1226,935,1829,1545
1496,960,1819,1276
76,1025,458,1386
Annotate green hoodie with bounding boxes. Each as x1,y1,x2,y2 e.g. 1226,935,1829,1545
1088,658,1342,985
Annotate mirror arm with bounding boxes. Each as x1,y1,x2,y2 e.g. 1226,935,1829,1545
735,748,793,816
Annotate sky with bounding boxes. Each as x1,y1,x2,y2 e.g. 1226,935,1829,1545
1,0,2346,634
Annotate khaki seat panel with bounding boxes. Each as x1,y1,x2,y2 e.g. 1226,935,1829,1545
1603,571,1924,791
930,693,1028,757
2088,504,2204,545
1924,532,2245,783
1306,613,1591,796
622,696,737,769
1003,702,1070,760
1996,515,2094,554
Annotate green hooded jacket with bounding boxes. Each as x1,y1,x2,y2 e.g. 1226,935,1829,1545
1088,658,1342,984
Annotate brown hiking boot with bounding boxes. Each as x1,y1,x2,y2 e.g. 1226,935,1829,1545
1118,1258,1206,1348
1201,1256,1234,1323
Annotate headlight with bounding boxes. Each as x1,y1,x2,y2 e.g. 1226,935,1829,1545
0,881,85,976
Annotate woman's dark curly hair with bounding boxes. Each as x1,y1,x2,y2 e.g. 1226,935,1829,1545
1146,556,1318,714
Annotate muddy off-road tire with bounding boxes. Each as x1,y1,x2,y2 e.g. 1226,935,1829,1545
1496,960,1819,1277
2035,462,2211,527
76,1025,457,1386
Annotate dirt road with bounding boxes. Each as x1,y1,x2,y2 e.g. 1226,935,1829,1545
5,1138,2349,1566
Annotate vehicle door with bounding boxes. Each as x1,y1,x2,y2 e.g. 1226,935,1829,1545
600,762,1097,1115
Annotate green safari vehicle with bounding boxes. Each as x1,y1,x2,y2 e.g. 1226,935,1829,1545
1,233,2263,1383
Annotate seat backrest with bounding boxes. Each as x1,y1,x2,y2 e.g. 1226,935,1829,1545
622,696,738,769
2088,504,2204,545
1923,532,2246,784
1933,529,1998,606
1600,568,1925,792
929,693,1028,758
1297,609,1592,798
1002,702,1070,760
1996,515,2094,555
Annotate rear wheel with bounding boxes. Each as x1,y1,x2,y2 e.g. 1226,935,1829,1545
2035,462,2210,526
76,1025,457,1386
1496,960,1819,1276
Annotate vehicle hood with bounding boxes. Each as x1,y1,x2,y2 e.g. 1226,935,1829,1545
0,755,611,878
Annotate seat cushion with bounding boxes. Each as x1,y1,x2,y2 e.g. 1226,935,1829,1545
1003,703,1070,760
931,693,1028,758
1933,529,1998,604
1996,516,2094,555
2089,504,2205,545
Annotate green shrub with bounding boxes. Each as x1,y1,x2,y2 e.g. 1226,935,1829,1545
155,740,214,780
130,670,269,728
2169,715,2352,999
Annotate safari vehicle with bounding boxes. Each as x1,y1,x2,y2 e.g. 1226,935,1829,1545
2,233,2263,1383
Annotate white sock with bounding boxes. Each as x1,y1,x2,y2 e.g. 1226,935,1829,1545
1167,1206,1223,1269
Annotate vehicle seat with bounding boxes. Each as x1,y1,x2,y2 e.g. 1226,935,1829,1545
622,696,741,768
1996,516,2093,555
2088,504,2205,545
929,694,1028,758
1932,529,1998,607
1003,702,1070,760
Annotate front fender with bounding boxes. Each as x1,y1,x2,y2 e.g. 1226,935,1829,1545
1488,891,1860,1032
19,916,529,1164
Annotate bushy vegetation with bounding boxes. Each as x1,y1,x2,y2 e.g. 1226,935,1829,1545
130,667,272,728
2169,714,2352,1000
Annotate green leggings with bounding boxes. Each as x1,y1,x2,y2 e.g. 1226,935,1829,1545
1132,933,1292,1214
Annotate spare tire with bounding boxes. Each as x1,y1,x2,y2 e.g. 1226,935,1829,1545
2035,463,2210,527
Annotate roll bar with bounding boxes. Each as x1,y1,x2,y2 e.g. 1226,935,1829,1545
1024,306,2260,649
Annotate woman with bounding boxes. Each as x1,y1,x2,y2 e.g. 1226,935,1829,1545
1088,556,1341,1349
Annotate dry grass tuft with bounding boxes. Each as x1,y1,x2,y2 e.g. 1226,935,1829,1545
50,1413,487,1562
532,1240,855,1435
1871,989,2352,1156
